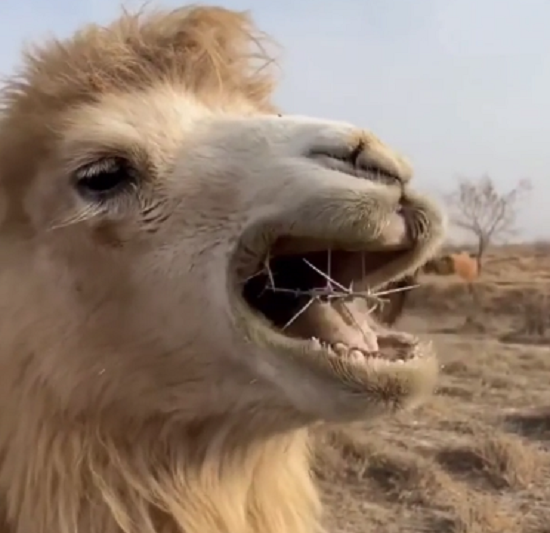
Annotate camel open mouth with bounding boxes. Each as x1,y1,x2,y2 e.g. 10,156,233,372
233,226,429,371
228,199,441,415
241,243,418,361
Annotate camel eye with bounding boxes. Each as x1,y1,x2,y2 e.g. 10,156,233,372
74,157,136,201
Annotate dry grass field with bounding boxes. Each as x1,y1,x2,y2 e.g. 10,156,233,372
315,244,550,533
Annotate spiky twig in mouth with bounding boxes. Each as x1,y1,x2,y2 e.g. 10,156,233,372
261,252,418,331
241,245,421,365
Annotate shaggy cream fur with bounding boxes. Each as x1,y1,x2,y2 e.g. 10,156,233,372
0,4,446,533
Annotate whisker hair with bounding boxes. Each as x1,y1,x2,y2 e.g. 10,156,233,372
48,204,104,231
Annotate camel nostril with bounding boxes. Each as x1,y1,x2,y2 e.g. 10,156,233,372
308,143,402,185
310,150,401,186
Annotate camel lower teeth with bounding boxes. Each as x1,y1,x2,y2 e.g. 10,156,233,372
328,344,376,364
314,339,416,364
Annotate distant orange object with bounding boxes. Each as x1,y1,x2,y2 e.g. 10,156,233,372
450,252,478,281
379,251,479,326
422,251,478,281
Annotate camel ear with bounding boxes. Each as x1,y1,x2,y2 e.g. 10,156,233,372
375,274,417,326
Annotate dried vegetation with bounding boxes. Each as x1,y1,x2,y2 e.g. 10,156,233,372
314,244,550,533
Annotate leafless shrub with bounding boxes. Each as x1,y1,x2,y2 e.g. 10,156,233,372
445,175,532,273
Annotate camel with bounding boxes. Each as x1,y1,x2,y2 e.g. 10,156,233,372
0,5,446,533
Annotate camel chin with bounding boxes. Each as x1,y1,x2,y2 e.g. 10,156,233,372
0,4,446,533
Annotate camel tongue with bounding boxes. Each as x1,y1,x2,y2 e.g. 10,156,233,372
285,297,379,351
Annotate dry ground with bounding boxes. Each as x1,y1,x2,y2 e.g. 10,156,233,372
315,244,550,533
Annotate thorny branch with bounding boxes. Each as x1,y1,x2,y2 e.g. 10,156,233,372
250,249,418,332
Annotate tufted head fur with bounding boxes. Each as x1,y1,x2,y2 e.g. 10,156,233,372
0,4,446,533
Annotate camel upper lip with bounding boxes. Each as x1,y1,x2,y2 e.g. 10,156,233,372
271,210,412,257
309,152,404,186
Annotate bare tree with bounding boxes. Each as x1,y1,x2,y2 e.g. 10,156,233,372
445,175,532,273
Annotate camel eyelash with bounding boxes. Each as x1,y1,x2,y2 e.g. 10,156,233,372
74,157,121,180
73,156,138,201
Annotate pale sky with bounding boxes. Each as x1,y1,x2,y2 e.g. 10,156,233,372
1,0,548,239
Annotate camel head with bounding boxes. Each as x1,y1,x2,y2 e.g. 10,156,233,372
0,5,446,437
